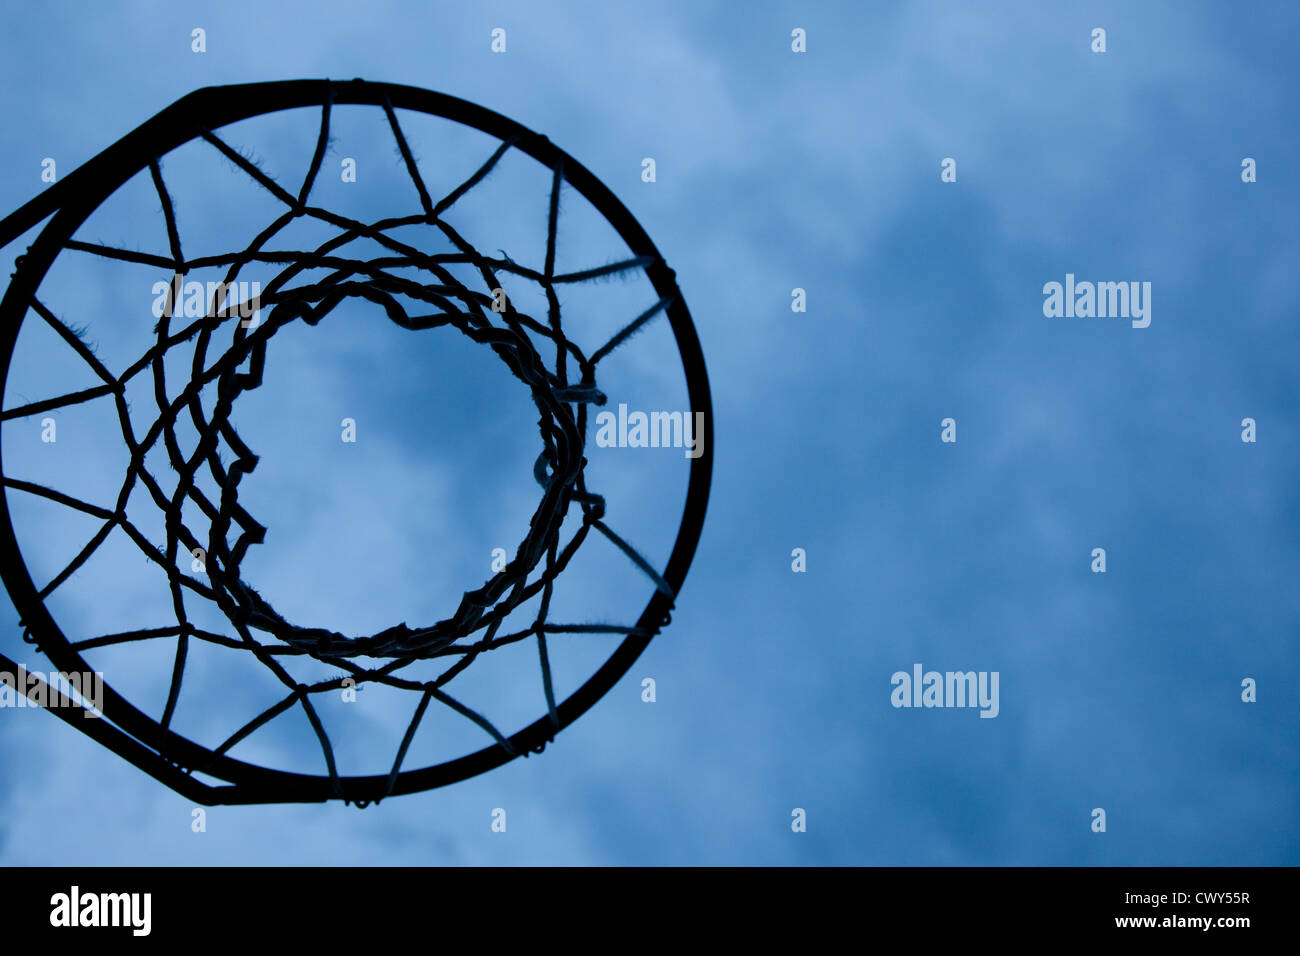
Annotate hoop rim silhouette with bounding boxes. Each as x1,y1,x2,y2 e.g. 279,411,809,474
0,79,713,805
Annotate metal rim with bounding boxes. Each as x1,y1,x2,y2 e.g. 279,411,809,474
0,79,713,804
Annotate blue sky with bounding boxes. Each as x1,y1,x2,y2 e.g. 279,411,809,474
0,0,1296,865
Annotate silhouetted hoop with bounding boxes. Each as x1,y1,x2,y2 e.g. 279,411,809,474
0,79,713,804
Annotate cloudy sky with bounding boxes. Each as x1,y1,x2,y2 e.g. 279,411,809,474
0,0,1296,865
